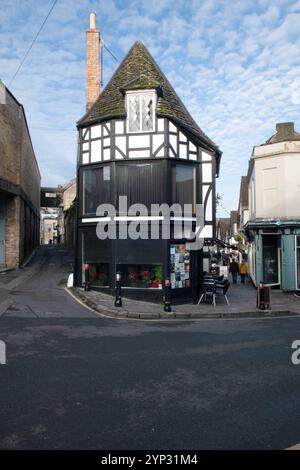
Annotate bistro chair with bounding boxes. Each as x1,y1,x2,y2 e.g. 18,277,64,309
198,277,230,307
215,279,230,306
198,279,217,307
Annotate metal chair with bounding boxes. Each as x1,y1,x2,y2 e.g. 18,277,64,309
198,280,217,307
215,280,230,306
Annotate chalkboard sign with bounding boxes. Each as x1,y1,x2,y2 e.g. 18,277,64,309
257,285,271,310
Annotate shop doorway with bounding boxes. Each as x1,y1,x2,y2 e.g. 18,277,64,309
262,234,281,287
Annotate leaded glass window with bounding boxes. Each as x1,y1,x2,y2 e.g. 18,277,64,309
142,95,153,131
128,95,140,132
126,91,155,132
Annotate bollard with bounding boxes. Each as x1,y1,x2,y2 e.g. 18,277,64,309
115,271,122,307
84,263,91,291
163,277,172,312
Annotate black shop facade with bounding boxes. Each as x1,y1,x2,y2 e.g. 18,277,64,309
75,40,222,303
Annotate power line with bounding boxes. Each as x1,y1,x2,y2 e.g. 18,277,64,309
217,201,232,216
9,0,59,87
101,39,119,63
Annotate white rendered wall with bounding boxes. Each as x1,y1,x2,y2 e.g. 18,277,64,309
252,145,300,218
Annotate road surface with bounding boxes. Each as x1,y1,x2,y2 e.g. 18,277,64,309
0,245,300,449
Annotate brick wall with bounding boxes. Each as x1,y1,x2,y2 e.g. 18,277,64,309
86,25,100,111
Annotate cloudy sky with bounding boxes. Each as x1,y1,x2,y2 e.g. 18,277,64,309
1,0,300,216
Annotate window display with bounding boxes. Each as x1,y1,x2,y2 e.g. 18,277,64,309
117,264,163,288
85,263,110,287
170,244,190,289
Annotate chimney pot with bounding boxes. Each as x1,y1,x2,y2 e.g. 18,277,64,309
90,12,97,29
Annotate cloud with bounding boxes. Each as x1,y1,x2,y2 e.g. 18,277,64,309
0,0,299,216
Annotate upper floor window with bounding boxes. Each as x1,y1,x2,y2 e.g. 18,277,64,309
126,90,156,133
172,163,196,213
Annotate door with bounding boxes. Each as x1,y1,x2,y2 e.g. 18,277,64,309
262,234,280,286
0,196,5,264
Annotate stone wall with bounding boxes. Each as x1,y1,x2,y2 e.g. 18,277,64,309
0,83,41,269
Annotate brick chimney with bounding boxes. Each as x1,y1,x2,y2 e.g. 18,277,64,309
276,122,294,141
86,13,100,111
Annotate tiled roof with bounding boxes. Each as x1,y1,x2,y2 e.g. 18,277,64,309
78,41,220,154
239,176,248,208
230,210,238,225
217,218,230,240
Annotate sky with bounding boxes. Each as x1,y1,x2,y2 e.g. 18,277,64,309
1,0,300,217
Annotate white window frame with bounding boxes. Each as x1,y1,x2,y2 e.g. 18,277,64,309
126,89,156,134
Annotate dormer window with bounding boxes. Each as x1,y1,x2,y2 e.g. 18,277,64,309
126,90,156,133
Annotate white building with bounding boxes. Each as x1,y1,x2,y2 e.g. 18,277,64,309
245,122,300,290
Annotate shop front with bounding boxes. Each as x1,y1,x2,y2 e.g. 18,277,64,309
246,223,300,291
78,224,202,303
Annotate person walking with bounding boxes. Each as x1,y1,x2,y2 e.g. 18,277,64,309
229,258,239,284
239,260,248,284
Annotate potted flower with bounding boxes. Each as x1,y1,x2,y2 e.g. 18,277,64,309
128,271,138,287
152,265,163,289
139,270,151,287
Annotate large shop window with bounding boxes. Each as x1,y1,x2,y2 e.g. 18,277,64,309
83,166,111,214
170,244,190,289
82,232,110,286
117,163,164,209
297,236,300,289
86,263,110,287
172,164,195,212
117,264,163,288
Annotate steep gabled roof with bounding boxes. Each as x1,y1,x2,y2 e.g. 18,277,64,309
78,41,220,156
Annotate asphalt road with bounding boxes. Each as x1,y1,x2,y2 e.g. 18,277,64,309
0,245,300,450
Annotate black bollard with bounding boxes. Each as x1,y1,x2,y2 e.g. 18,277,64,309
163,277,172,312
115,271,122,307
84,263,91,291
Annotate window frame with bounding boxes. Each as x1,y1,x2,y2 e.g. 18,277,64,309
172,162,196,214
82,164,112,216
126,89,156,134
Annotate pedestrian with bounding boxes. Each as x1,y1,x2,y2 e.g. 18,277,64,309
239,260,248,284
229,258,239,284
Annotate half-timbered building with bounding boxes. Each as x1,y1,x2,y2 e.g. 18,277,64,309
75,14,222,302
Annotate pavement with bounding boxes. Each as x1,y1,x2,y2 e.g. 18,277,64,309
1,245,300,450
72,280,300,320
